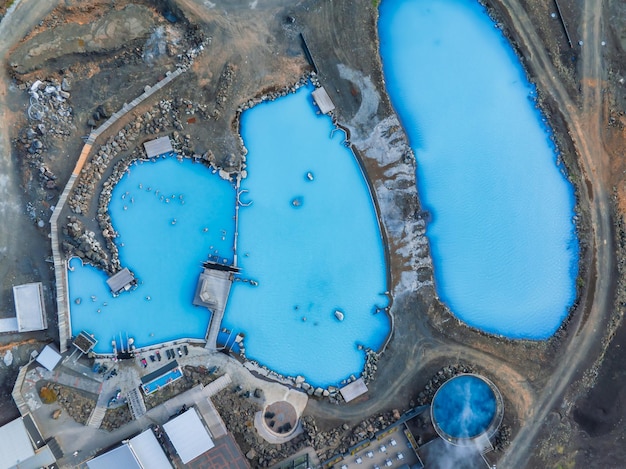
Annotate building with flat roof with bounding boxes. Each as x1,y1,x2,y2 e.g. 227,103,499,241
0,416,56,469
312,87,335,115
35,344,62,372
163,408,215,464
144,136,173,158
339,377,368,403
106,267,136,295
87,428,172,469
12,282,47,332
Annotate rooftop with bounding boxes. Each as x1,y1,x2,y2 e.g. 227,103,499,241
312,86,335,114
12,282,47,332
163,408,215,464
35,344,62,372
143,136,173,158
106,267,136,294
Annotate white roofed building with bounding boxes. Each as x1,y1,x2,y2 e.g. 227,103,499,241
163,408,215,464
12,283,47,332
35,344,62,372
0,416,56,469
143,136,173,158
87,428,171,469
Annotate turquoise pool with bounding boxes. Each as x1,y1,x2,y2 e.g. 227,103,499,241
225,83,390,386
69,85,390,387
68,157,236,352
142,367,183,395
379,0,579,338
431,374,498,440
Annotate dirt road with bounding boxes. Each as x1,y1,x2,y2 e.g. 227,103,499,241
497,0,614,466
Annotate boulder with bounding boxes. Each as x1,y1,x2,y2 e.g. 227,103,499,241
3,350,13,366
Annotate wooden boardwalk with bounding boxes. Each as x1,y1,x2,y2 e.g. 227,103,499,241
11,365,30,416
50,68,185,352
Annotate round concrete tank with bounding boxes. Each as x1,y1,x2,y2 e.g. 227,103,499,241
430,373,504,446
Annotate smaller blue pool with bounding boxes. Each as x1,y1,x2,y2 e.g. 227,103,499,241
431,374,500,441
142,367,183,395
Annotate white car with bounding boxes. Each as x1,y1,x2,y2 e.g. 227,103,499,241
397,452,404,460
390,438,397,447
385,459,393,467
366,451,374,459
355,457,362,464
380,445,387,453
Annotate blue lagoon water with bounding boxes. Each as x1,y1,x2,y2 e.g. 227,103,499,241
379,0,579,338
224,84,389,387
69,157,236,353
69,86,389,387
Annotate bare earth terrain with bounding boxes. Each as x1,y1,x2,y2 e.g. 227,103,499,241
0,0,625,468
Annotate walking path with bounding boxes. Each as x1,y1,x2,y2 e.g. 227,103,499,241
496,0,613,466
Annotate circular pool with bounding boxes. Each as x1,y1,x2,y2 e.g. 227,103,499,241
431,374,503,445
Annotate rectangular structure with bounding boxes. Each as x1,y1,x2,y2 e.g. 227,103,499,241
73,331,98,354
143,136,173,158
312,87,335,114
12,283,47,332
140,360,178,385
87,445,141,469
164,408,215,464
128,429,172,469
193,268,233,312
0,418,35,469
340,377,368,403
35,344,62,372
0,317,18,333
106,267,135,294
22,414,45,449
140,360,183,395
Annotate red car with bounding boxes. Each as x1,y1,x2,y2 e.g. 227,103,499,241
141,358,148,368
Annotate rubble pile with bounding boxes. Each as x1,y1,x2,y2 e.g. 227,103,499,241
212,62,236,119
16,79,75,195
101,404,132,431
61,216,109,269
